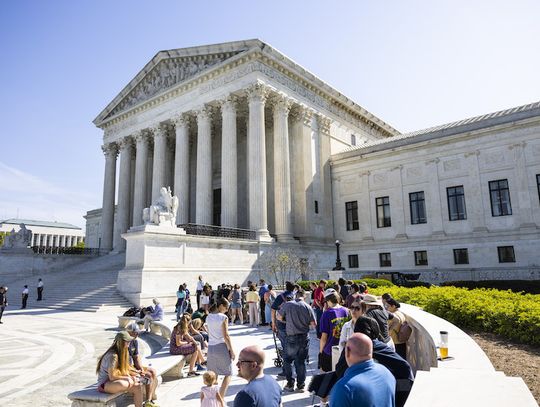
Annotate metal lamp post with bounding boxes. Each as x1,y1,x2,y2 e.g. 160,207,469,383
333,239,345,271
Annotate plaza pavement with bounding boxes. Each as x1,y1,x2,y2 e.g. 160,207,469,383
0,307,322,407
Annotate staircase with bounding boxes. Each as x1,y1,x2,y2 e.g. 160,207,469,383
6,253,134,312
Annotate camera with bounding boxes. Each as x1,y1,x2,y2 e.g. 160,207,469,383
139,375,151,385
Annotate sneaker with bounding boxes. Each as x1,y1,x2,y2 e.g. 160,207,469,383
196,364,206,371
296,384,305,392
187,371,200,377
284,381,295,392
143,402,158,407
277,372,286,379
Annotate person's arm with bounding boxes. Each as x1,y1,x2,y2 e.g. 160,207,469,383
221,318,235,360
234,391,256,407
216,391,225,407
320,332,328,353
200,390,204,402
175,333,189,346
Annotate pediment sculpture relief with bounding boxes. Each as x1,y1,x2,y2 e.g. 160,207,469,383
143,187,179,227
109,54,236,118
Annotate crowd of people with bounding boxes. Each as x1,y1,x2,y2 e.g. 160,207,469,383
0,278,44,316
98,276,414,407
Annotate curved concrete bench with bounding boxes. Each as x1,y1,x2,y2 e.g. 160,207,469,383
401,303,537,406
117,316,140,329
148,321,172,340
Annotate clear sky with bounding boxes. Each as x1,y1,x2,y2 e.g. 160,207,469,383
1,0,539,228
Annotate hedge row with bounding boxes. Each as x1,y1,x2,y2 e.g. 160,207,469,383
441,280,540,295
369,285,540,346
297,278,394,291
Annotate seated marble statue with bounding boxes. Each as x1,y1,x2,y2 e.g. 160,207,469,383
143,187,179,227
2,224,32,249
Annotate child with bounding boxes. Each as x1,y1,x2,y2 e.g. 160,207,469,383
200,370,224,407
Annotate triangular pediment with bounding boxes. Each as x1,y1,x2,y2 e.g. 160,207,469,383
95,40,262,124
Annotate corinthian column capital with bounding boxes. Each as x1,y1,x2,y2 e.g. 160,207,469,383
290,104,314,126
150,123,168,139
219,95,238,114
101,143,118,158
171,113,190,128
118,136,134,151
316,114,332,135
246,82,269,104
272,93,293,115
196,105,213,122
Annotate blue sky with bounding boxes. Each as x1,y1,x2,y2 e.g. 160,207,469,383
1,1,539,228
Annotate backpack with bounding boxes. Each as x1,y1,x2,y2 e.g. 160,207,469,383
397,321,413,342
123,307,141,317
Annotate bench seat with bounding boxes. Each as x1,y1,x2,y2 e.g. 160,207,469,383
117,316,140,329
148,321,172,340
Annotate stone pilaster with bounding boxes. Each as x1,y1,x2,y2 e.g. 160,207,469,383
151,124,168,202
133,131,149,226
316,114,334,243
100,143,118,251
246,83,271,240
511,142,535,229
173,114,191,225
273,94,294,242
426,159,445,235
114,137,134,251
220,96,238,228
196,106,213,225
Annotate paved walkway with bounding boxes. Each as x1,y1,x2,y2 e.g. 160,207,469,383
0,307,322,407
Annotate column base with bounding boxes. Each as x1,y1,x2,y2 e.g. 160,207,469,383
276,234,298,244
256,229,274,242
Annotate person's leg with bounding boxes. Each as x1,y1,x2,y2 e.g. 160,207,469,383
220,375,231,398
283,335,299,389
0,306,4,322
265,304,271,327
188,351,197,372
259,298,266,324
254,303,260,325
248,303,255,326
147,367,158,401
143,315,152,331
127,382,143,407
196,290,201,309
294,335,309,388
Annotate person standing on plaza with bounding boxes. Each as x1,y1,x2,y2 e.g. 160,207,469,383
258,279,269,325
277,288,316,392
264,284,277,329
206,298,235,398
329,333,396,407
234,345,281,407
200,370,225,407
196,275,205,309
319,291,349,372
175,285,187,321
246,284,260,327
0,286,7,323
37,278,44,301
228,284,243,325
21,285,29,309
312,280,327,337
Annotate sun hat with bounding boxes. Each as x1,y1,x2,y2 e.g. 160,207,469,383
324,288,337,298
126,322,141,333
361,294,384,307
115,331,134,342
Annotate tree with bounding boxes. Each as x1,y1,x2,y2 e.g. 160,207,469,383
259,247,308,287
75,240,85,249
0,231,10,247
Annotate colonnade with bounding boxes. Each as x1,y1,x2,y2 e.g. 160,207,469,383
31,233,83,248
100,83,332,251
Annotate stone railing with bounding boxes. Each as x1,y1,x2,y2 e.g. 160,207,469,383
177,223,256,240
31,246,106,256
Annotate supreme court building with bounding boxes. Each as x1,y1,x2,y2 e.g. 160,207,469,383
86,39,540,285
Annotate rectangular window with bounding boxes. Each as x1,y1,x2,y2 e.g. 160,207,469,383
537,174,540,202
409,191,427,224
348,254,359,268
379,253,392,267
414,250,428,266
345,201,359,231
489,179,512,216
453,248,469,264
498,246,515,263
376,196,391,228
447,186,467,221
314,200,319,214
351,134,357,146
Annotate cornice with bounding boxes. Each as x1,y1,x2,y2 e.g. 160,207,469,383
96,43,399,139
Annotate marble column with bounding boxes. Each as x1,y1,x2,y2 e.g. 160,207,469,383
151,125,168,202
247,83,271,240
100,143,118,251
196,107,213,225
220,96,238,228
66,235,72,247
133,131,150,226
114,137,134,251
273,94,294,242
173,114,190,225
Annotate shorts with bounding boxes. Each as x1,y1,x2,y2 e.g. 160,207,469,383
97,380,108,393
318,351,333,372
230,303,241,309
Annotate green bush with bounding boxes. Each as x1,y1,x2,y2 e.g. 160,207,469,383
441,280,540,295
297,278,394,291
370,285,540,346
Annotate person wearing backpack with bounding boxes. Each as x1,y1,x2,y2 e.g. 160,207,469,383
386,298,408,360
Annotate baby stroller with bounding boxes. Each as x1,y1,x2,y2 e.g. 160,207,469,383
272,330,283,368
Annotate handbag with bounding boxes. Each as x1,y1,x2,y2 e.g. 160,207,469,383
308,370,338,398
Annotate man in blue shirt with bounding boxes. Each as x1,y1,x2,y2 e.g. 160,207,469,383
258,279,269,325
329,333,396,407
234,345,281,407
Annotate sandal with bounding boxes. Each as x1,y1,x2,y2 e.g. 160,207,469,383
187,371,200,377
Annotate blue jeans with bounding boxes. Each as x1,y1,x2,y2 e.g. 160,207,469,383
283,333,309,386
314,307,323,336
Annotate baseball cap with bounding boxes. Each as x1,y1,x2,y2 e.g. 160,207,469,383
115,331,134,342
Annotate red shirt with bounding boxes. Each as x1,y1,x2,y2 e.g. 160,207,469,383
313,287,325,309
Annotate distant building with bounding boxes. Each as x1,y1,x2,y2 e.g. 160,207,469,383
0,219,84,248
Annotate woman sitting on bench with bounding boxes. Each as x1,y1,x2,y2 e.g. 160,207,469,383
170,314,206,376
96,331,144,407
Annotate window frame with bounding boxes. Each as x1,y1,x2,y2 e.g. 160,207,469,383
348,254,359,268
345,201,359,231
447,185,467,221
414,250,428,266
453,248,469,265
376,196,391,228
351,134,357,146
409,191,427,224
379,252,392,267
536,174,540,203
489,179,512,217
497,246,516,263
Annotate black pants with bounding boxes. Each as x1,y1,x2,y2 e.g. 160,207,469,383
22,294,28,309
0,306,5,321
37,287,43,301
196,290,202,310
259,298,266,324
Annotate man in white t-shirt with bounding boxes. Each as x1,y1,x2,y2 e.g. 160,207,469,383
37,278,44,301
21,285,29,309
196,275,205,309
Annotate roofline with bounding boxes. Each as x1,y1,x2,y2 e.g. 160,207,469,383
93,39,400,137
331,101,540,162
0,219,82,230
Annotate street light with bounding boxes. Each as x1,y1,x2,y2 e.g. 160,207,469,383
332,239,345,271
